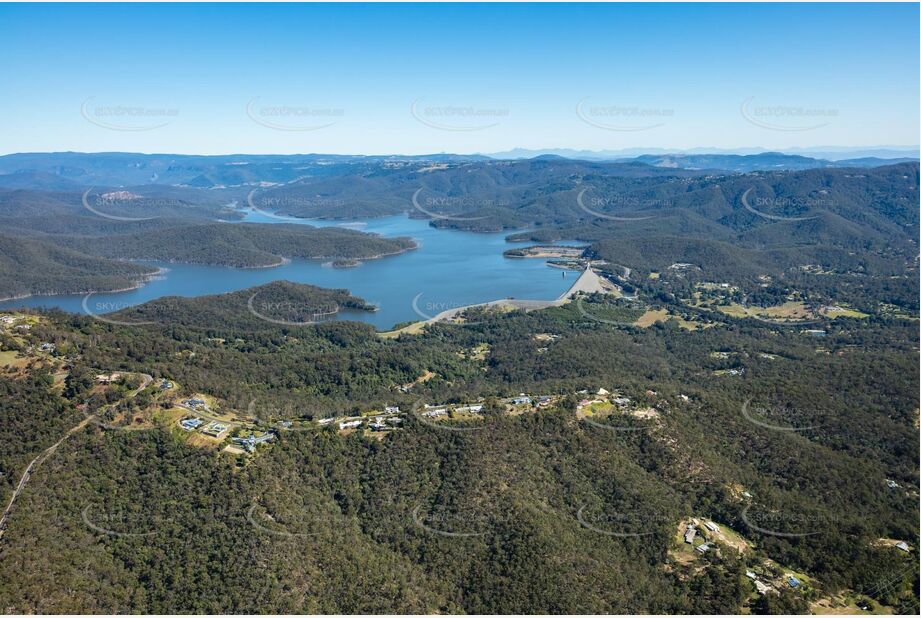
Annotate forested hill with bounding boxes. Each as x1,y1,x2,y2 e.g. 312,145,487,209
111,280,375,331
55,222,417,268
0,235,157,301
0,279,916,613
0,223,415,300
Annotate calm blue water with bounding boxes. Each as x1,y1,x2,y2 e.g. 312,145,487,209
1,212,581,329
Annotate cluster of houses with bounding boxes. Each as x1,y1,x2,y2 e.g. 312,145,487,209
315,393,562,433
684,519,721,556
179,415,230,438
417,394,556,421
179,413,276,454
336,415,403,431
685,518,804,596
421,403,484,418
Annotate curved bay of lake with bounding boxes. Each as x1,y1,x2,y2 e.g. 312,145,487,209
1,212,582,329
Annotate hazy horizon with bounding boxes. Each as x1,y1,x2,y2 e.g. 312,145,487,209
2,145,918,160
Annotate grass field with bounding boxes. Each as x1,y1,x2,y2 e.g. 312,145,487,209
0,350,27,369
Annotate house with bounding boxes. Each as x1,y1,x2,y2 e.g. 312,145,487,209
895,541,909,552
787,576,801,588
754,581,771,595
38,342,55,352
384,406,400,414
179,417,203,431
886,479,899,489
684,526,697,544
317,418,334,425
422,408,447,418
182,398,206,409
704,521,719,533
159,380,173,390
386,417,403,425
232,432,275,453
596,387,610,396
678,394,690,402
456,404,484,414
339,420,362,430
537,396,553,407
612,396,631,407
803,329,826,337
745,571,757,580
278,420,293,429
695,542,711,554
96,373,121,384
0,316,15,324
201,422,228,438
742,491,753,499
510,394,532,406
369,422,388,431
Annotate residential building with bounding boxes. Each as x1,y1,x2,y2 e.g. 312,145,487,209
180,417,203,431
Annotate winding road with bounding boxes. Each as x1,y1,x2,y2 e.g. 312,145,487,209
0,372,151,539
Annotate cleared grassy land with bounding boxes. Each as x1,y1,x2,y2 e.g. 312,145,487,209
634,308,713,330
821,305,870,319
0,350,28,369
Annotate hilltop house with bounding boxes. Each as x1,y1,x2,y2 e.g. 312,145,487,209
179,417,204,431
201,422,228,438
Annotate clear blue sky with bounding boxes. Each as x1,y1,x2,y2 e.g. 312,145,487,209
0,2,917,155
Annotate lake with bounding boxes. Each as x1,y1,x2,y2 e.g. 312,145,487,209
0,211,580,329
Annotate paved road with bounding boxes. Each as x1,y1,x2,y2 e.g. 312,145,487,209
0,371,152,539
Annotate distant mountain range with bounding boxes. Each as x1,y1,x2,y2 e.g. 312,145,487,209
487,146,920,162
0,149,916,190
